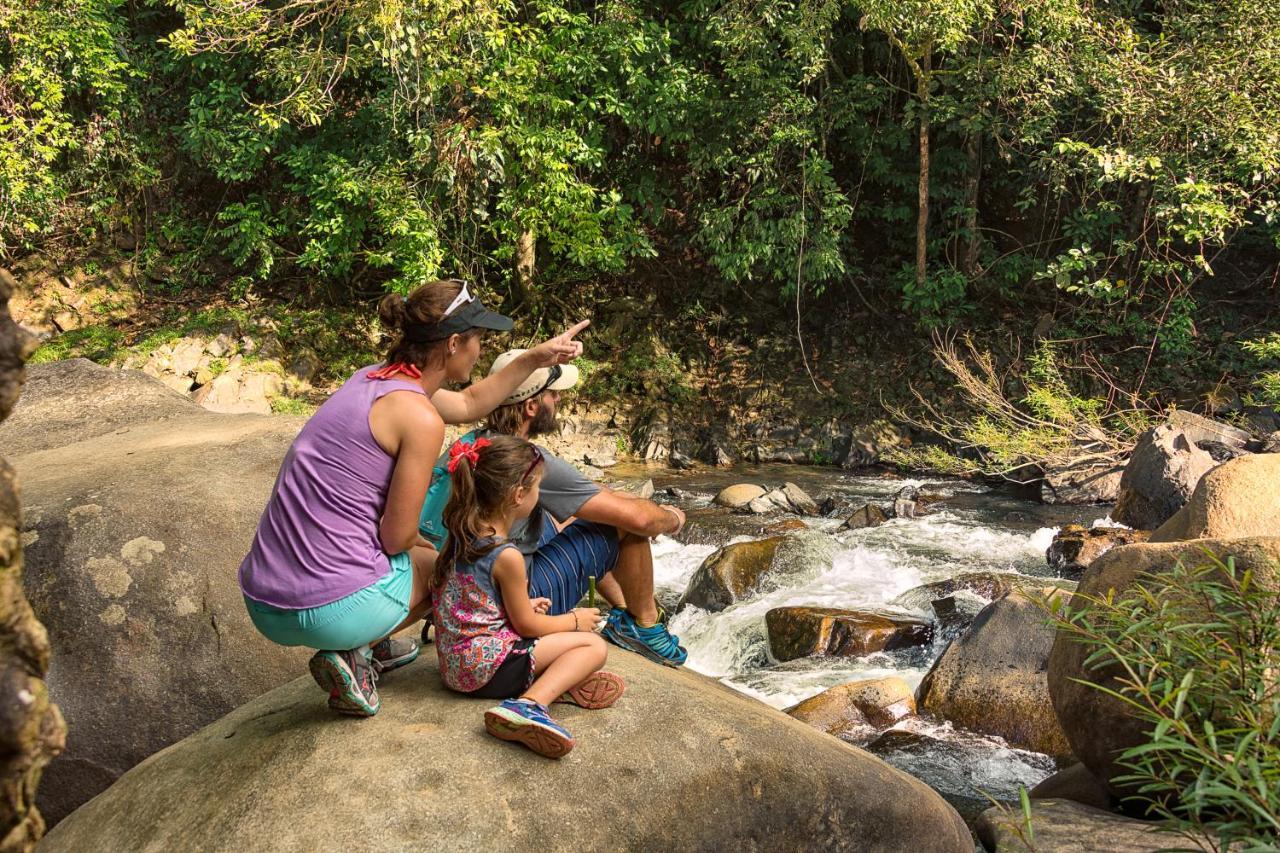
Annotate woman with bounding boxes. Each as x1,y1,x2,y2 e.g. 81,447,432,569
239,279,586,716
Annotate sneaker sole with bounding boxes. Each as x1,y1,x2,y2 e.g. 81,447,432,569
308,652,380,717
557,671,626,710
484,708,575,759
601,625,687,668
372,645,420,675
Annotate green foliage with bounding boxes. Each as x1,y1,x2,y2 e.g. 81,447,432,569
1242,334,1280,408
889,336,1151,475
28,324,124,364
1050,556,1280,848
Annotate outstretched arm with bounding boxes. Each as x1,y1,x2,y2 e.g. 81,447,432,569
573,488,685,539
431,320,590,424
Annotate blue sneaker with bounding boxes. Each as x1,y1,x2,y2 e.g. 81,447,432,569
484,699,575,759
602,608,688,667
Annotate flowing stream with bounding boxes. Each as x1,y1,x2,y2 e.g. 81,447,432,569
610,462,1110,822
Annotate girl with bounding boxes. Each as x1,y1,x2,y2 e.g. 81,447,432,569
435,435,625,759
239,278,586,717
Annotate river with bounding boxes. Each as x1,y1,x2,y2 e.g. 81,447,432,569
610,462,1110,822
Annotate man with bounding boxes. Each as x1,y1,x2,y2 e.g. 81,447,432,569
420,350,688,666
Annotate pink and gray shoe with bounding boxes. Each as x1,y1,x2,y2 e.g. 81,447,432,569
309,648,380,717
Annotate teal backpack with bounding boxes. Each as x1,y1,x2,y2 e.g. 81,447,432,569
417,429,478,549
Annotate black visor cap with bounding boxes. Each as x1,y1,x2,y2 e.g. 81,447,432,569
402,298,514,343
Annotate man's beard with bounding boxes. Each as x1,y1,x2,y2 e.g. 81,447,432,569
527,403,559,436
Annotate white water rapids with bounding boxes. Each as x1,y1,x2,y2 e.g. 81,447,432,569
622,466,1111,820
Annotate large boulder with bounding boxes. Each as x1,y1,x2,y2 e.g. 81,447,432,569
1046,525,1150,578
1047,537,1280,797
7,365,313,825
678,531,837,613
713,483,766,509
0,270,66,850
917,589,1073,759
0,359,200,457
1112,425,1217,529
766,607,932,662
1029,763,1113,811
1151,452,1280,542
1040,462,1125,505
43,654,974,853
976,799,1170,852
786,677,916,739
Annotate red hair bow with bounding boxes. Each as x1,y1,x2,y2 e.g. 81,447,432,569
447,437,491,473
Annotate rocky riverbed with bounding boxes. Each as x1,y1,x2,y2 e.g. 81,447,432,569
604,462,1111,822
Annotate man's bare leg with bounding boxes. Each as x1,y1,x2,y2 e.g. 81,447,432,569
610,532,659,625
597,573,626,611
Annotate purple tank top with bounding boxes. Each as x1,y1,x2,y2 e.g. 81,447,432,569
239,365,426,609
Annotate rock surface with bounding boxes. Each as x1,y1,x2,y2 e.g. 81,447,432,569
786,677,916,739
890,571,1028,612
976,798,1170,852
0,359,200,457
1046,524,1150,578
10,376,313,825
766,607,932,662
713,483,766,509
0,269,66,850
842,502,890,530
1112,425,1216,529
43,654,974,853
918,589,1073,759
1029,763,1113,811
678,532,837,613
1151,452,1280,542
1040,462,1125,505
1166,409,1251,450
1047,537,1280,797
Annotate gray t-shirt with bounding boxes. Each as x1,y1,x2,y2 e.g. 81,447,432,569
508,444,601,554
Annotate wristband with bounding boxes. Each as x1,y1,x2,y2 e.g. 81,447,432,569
572,611,579,632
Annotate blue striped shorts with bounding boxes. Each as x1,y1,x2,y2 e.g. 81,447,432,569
527,520,621,616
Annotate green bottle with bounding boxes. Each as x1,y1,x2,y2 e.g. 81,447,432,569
588,575,597,608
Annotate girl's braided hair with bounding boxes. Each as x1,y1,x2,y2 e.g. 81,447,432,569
435,434,543,588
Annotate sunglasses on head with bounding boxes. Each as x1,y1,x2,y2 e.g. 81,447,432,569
522,446,545,483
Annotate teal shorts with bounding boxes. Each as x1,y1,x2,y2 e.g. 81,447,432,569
244,552,415,651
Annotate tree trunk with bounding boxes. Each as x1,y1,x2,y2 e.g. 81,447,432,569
963,129,982,278
0,269,65,851
514,228,536,306
915,52,931,289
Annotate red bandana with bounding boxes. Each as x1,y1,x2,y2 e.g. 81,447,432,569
367,362,423,381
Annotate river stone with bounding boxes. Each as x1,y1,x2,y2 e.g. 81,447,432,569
843,502,890,530
15,410,313,825
1029,763,1113,811
787,677,916,739
1047,537,1280,798
931,591,989,639
1040,462,1126,505
780,482,819,515
917,588,1073,759
1046,525,1150,578
1151,452,1280,542
0,359,200,457
1167,409,1251,449
41,654,974,853
678,537,783,612
678,531,838,613
713,483,766,509
1112,425,1216,529
976,799,1169,852
766,607,932,662
761,518,808,535
890,571,1027,612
